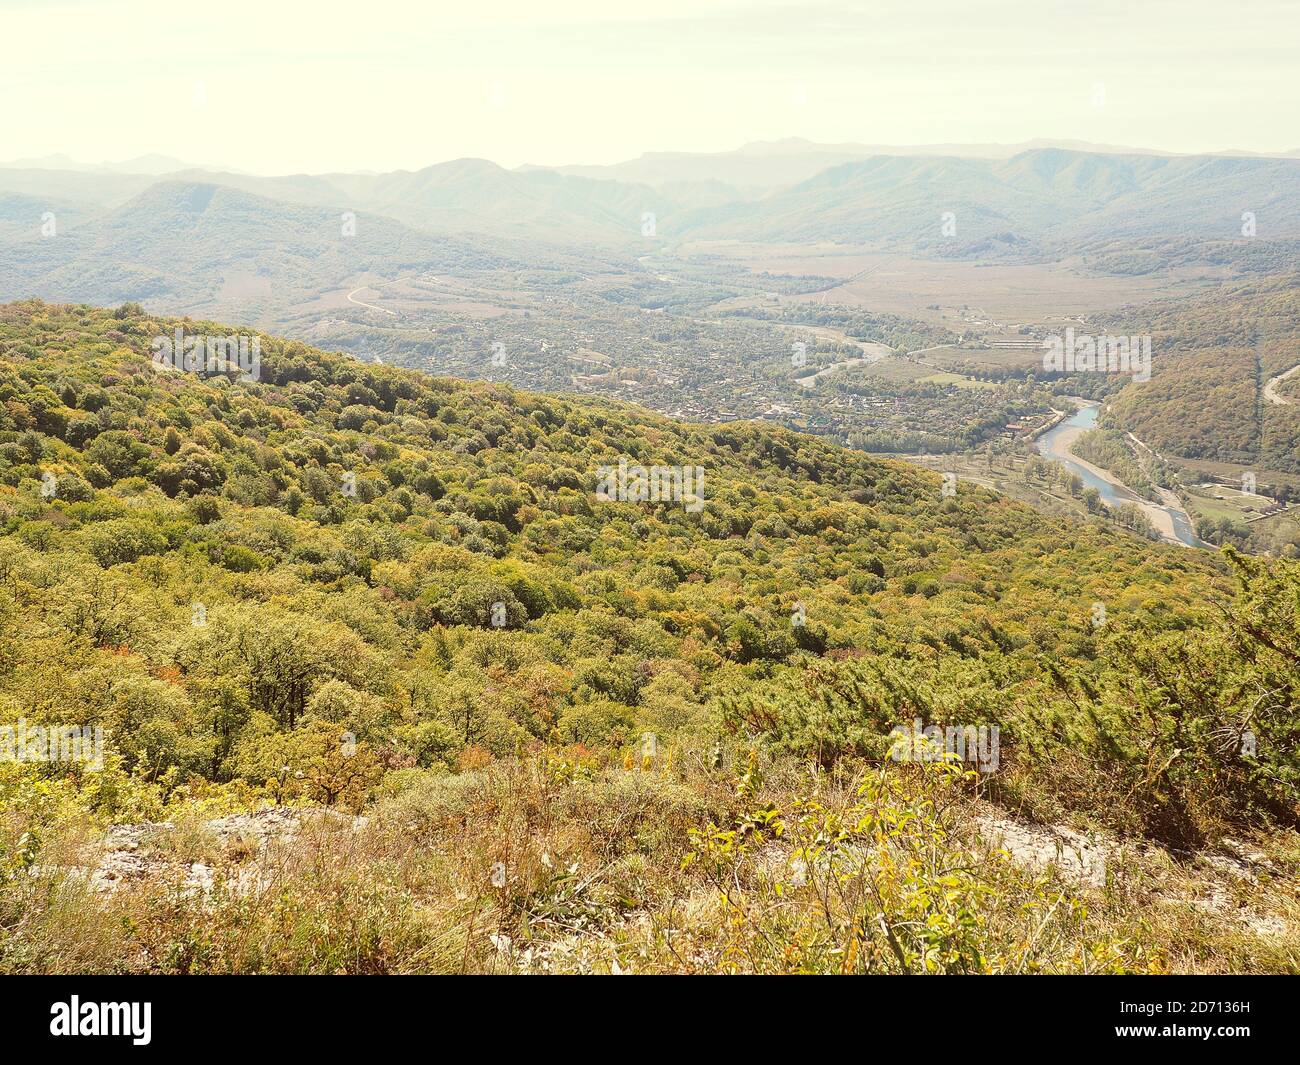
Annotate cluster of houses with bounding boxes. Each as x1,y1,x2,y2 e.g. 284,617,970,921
1001,412,1055,439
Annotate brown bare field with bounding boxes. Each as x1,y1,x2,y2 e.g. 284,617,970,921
919,345,1045,371
677,243,1218,327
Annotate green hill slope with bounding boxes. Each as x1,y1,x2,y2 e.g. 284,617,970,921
1,300,1296,973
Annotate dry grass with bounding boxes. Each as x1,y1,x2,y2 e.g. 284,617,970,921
2,755,1297,974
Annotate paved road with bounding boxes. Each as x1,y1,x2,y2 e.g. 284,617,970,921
345,276,411,317
1263,363,1299,405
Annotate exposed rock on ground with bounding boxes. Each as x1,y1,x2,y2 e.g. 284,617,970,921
77,803,1294,941
88,807,362,894
971,811,1293,938
973,813,1114,888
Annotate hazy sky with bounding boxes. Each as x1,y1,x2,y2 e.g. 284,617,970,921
5,0,1298,173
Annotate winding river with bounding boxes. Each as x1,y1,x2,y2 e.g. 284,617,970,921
1035,404,1204,548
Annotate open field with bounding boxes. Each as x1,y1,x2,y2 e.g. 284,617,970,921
1183,483,1300,531
1173,457,1300,491
673,243,1222,325
917,370,999,389
918,344,1047,373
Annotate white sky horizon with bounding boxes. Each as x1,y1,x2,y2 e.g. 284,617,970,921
7,135,1300,180
4,0,1298,174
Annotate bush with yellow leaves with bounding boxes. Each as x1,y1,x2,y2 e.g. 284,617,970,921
684,754,1154,974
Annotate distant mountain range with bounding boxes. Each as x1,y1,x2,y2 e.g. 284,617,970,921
12,138,1299,188
2,143,1297,316
0,181,529,317
687,149,1300,249
0,153,225,175
530,137,1261,194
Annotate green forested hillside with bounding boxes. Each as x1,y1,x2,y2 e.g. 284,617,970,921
1,300,1297,974
1100,278,1300,471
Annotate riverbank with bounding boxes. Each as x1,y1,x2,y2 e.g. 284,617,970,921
1036,402,1200,547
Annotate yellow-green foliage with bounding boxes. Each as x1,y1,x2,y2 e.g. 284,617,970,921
685,757,1150,974
0,300,1297,974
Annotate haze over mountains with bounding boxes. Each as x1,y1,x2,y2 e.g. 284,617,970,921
537,136,1300,194
11,136,1300,186
2,139,1299,316
0,153,214,175
3,137,1298,502
0,181,525,315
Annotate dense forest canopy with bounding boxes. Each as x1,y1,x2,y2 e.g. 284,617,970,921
1100,277,1300,472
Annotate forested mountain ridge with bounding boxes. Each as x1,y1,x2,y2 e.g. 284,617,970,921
1,301,1297,974
0,182,534,314
6,148,1297,251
